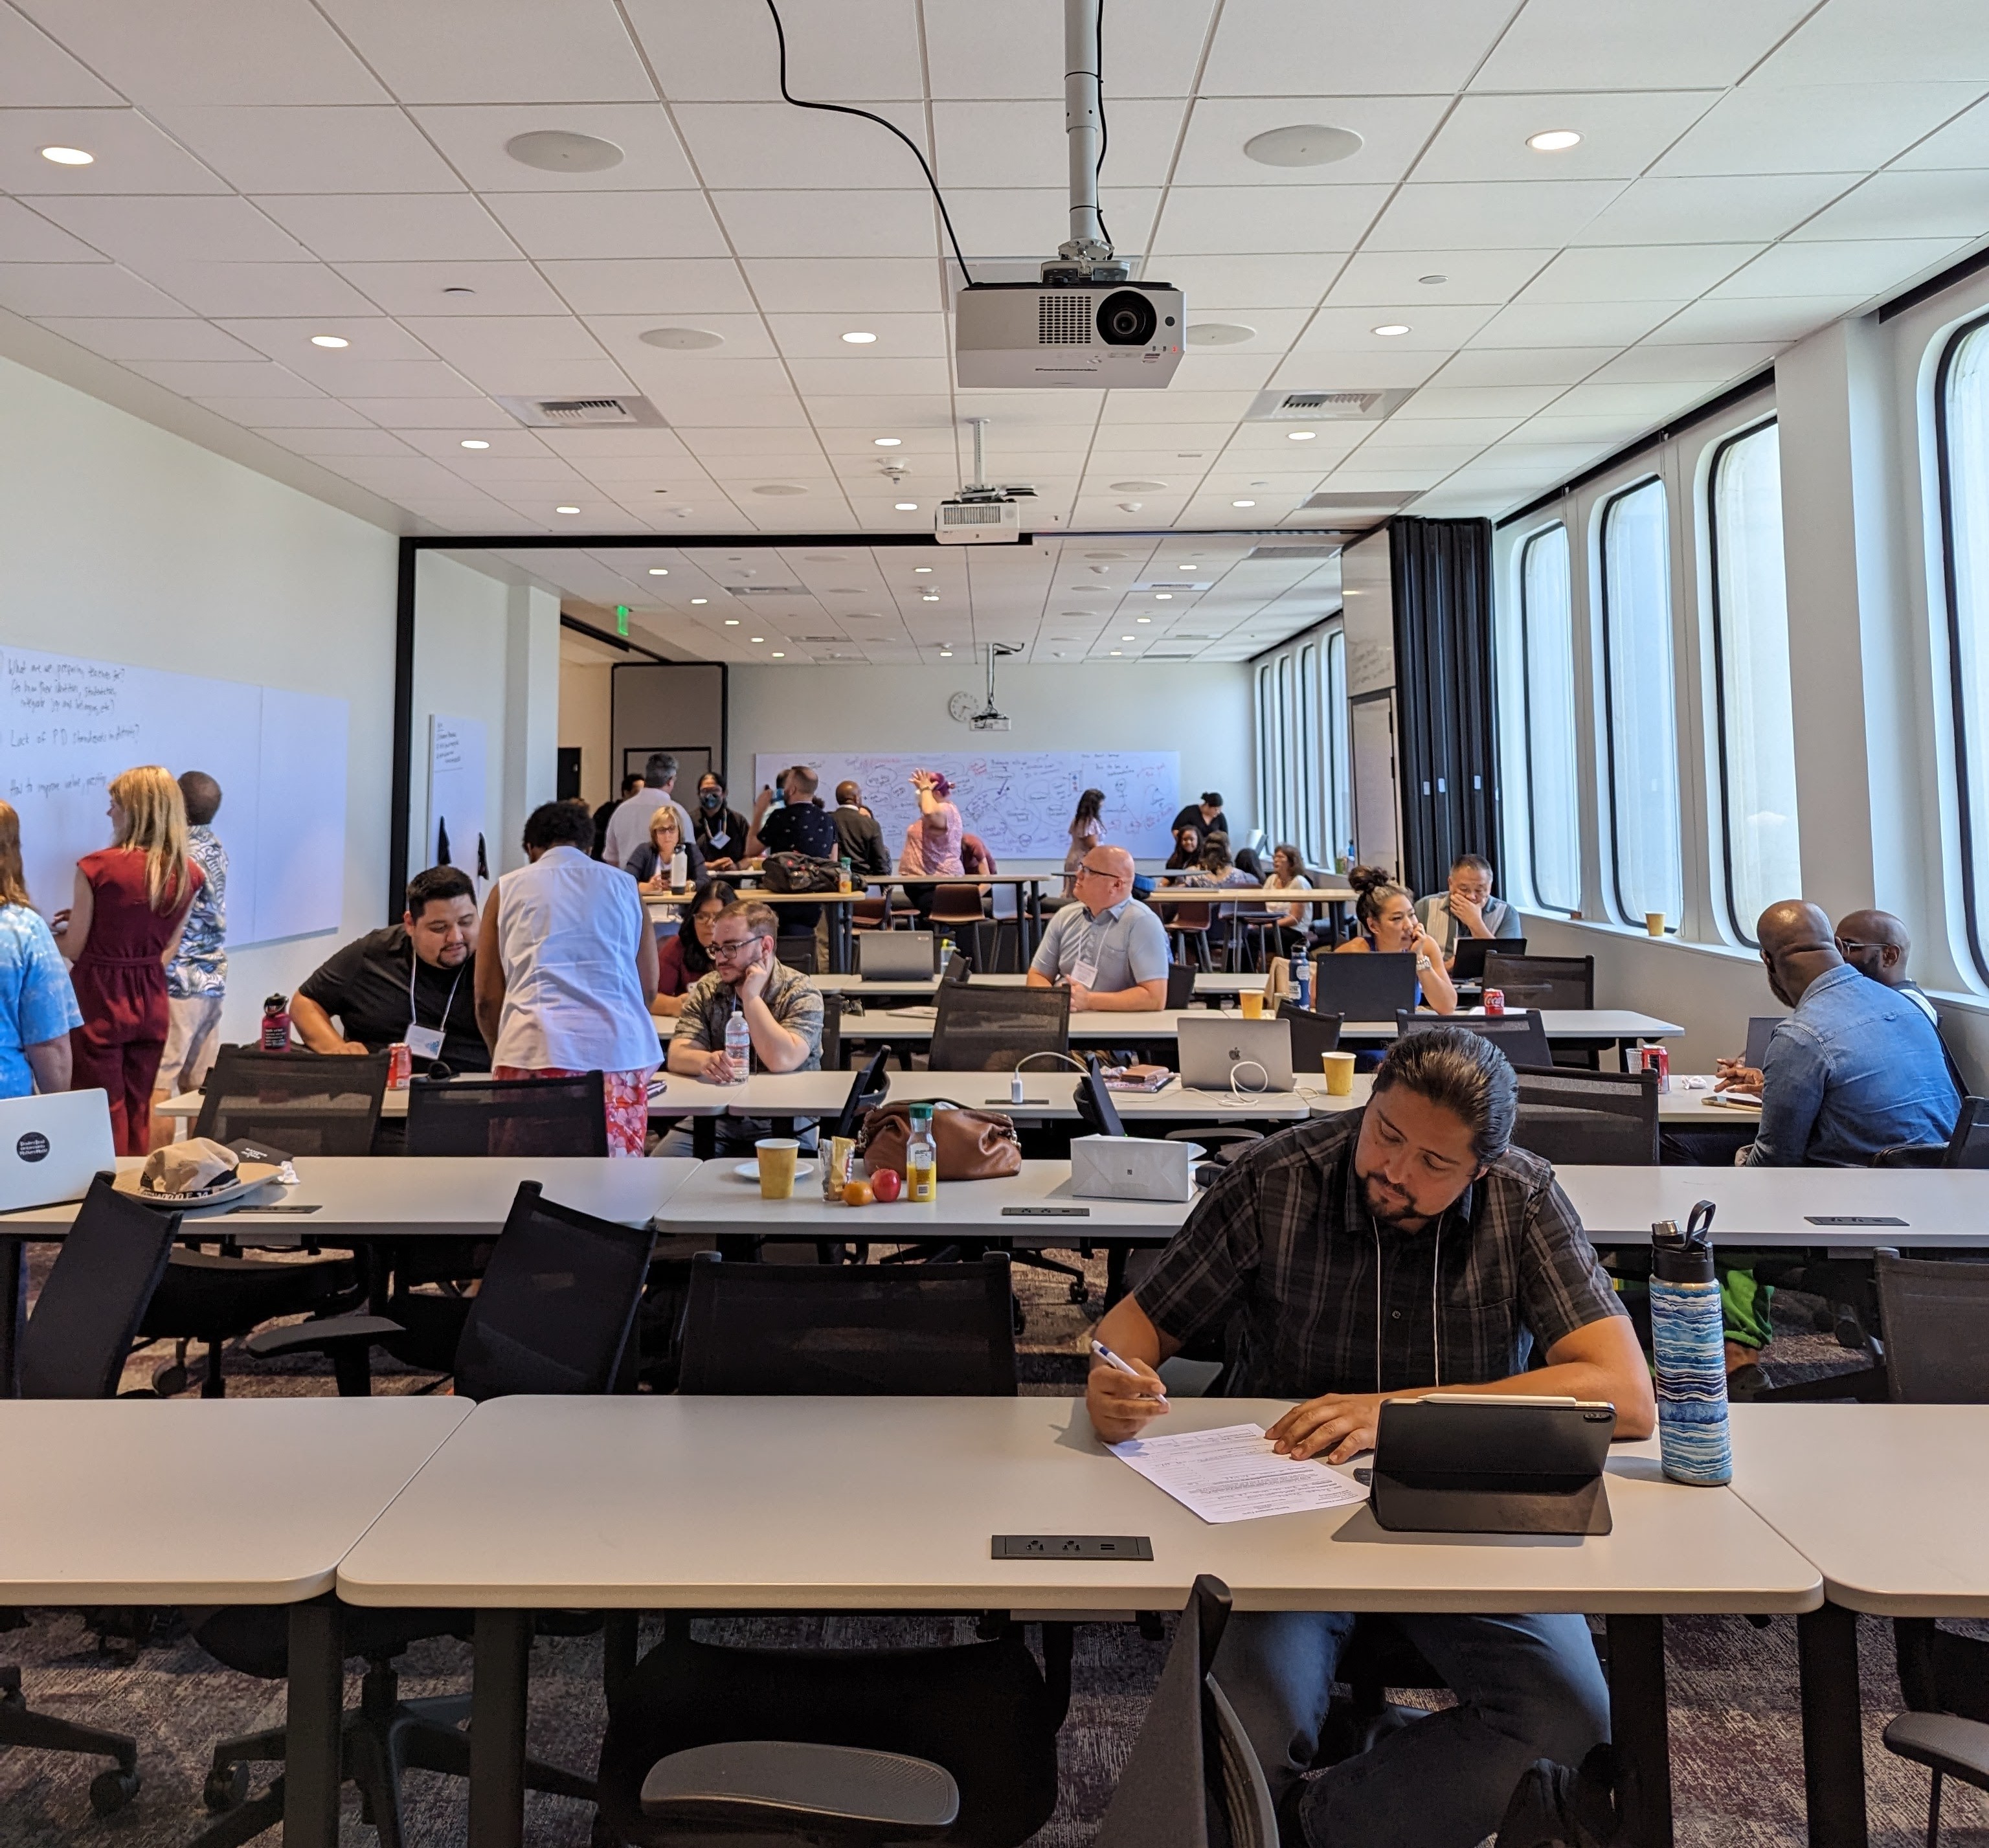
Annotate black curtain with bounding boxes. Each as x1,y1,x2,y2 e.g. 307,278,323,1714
1389,516,1499,898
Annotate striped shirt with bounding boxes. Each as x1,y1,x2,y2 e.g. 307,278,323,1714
1136,1109,1623,1399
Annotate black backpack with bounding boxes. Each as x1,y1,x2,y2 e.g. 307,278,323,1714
761,850,841,894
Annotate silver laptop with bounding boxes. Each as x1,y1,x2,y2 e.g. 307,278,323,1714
859,931,938,980
1178,1017,1296,1093
0,1088,116,1212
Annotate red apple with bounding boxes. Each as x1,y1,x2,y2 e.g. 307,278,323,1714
871,1166,904,1203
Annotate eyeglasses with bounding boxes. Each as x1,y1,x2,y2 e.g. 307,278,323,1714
1075,862,1122,881
710,936,758,960
1834,938,1876,954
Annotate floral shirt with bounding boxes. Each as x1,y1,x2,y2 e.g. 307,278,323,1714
166,825,228,1000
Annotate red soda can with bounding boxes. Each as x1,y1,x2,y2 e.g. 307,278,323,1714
387,1042,413,1090
1639,1044,1670,1092
1483,987,1505,1017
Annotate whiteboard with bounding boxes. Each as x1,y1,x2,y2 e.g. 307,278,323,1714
752,752,1180,860
3,645,349,946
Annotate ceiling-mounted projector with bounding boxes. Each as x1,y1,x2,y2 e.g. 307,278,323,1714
936,417,1034,544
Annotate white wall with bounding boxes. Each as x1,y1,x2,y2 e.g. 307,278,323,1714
0,351,400,1049
725,660,1255,868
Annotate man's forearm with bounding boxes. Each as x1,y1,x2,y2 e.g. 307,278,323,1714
1086,980,1167,1012
289,995,346,1054
745,998,809,1070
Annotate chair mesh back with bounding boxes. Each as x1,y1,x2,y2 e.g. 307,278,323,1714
21,1176,178,1399
833,1048,892,1138
1396,1009,1552,1071
678,1254,1017,1396
194,1046,388,1156
1947,1097,1989,1169
774,935,818,973
405,1072,608,1157
1165,964,1197,1009
1509,1066,1659,1166
1876,1254,1989,1402
1481,954,1594,1011
929,985,1070,1073
1277,1002,1343,1066
452,1182,657,1401
1076,1055,1127,1138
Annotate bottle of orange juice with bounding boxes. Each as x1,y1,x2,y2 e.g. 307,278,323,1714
906,1105,938,1204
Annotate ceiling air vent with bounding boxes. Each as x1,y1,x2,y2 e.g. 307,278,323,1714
495,393,667,428
1245,544,1341,561
1145,651,1197,660
1301,491,1418,512
725,585,806,596
1245,388,1412,422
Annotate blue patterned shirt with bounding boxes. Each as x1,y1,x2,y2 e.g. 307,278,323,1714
167,826,228,999
0,903,82,1096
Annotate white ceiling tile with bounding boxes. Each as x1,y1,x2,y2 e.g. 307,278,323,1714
150,106,464,194
591,313,778,361
674,100,932,190
1153,186,1389,256
1323,249,1555,307
12,0,387,103
342,455,514,499
714,190,938,258
1474,0,1818,89
344,396,517,427
741,257,947,313
1176,308,1312,351
1894,96,1989,170
34,315,262,360
539,427,689,458
192,394,376,427
1368,179,1626,251
395,425,559,461
1638,295,1865,344
1471,299,1685,348
538,258,752,315
1788,172,1989,243
783,355,954,395
1587,343,1779,383
212,315,436,363
1551,379,1733,418
1171,95,1449,189
1517,243,1760,302
949,188,1163,262
1710,237,1966,299
934,98,1187,190
627,0,925,102
1102,389,1261,423
260,426,420,458
0,196,100,260
333,260,568,315
1358,416,1522,449
1203,0,1508,95
1393,383,1568,418
1155,253,1345,307
0,261,189,315
1292,301,1500,351
1413,90,1720,185
1750,0,1989,84
763,311,949,359
253,192,520,263
1654,84,1983,177
124,359,325,396
482,192,728,262
432,455,588,485
0,4,118,106
409,104,698,191
1429,346,1613,386
653,394,809,427
314,0,654,104
1571,173,1855,245
140,262,380,317
25,194,311,267
0,108,229,193
288,357,485,398
629,358,796,403
927,0,1217,100
399,313,625,385
1266,348,1449,389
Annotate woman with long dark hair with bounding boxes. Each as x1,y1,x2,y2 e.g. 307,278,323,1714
651,879,737,1019
1334,864,1456,1013
1057,787,1105,905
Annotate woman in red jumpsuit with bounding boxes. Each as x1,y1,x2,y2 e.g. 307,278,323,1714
60,765,202,1153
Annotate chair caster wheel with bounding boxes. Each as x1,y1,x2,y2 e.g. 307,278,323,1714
89,1768,140,1816
1067,1284,1087,1305
152,1362,191,1397
203,1762,247,1812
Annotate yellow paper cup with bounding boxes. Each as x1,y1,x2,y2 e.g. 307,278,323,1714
1645,912,1667,937
756,1137,800,1200
1321,1051,1356,1097
1240,991,1264,1020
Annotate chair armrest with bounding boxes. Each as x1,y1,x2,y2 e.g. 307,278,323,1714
640,1742,958,1837
243,1313,406,1360
1871,1144,1948,1169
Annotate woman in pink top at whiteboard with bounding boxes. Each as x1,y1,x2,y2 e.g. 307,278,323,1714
906,769,963,876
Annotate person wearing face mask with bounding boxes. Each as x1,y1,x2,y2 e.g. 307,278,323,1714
692,771,749,871
292,865,490,1074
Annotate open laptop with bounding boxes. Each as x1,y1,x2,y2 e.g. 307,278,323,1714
1451,934,1527,982
1744,1015,1787,1068
1310,951,1420,1025
1178,1016,1296,1093
0,1088,116,1212
858,930,938,981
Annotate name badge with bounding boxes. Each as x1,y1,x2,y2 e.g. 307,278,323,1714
1070,957,1099,990
405,1023,444,1060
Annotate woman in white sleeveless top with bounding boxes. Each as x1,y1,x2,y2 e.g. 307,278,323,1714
473,802,659,1155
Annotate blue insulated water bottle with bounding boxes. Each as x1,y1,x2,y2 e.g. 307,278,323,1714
1650,1200,1731,1485
1291,951,1311,1011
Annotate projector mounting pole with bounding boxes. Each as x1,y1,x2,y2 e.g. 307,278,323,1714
965,416,990,495
1051,0,1126,282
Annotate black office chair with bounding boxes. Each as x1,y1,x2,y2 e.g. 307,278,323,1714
1875,1096,1989,1169
597,1253,1061,1848
1279,1000,1344,1067
776,934,819,974
1509,1066,1659,1167
928,984,1070,1073
1094,1575,1276,1848
1164,962,1197,1010
1075,1052,1128,1139
1395,1008,1553,1071
194,1044,389,1155
190,1182,657,1846
832,1047,893,1140
1479,954,1595,1012
1,1177,179,1817
404,1070,608,1156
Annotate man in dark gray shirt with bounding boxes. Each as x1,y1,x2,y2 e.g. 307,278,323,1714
1087,1028,1653,1848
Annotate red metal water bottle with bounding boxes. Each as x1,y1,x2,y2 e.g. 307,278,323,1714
260,994,290,1050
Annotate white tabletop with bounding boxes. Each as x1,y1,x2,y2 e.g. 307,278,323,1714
1553,1165,1989,1248
826,1006,1681,1046
0,1155,704,1240
0,1398,469,1603
816,971,1273,1000
337,1395,1819,1616
1729,1404,1989,1616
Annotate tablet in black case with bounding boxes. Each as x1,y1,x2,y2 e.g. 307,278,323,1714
1369,1397,1616,1536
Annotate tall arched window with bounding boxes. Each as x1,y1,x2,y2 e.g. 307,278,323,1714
1938,313,1989,980
1518,524,1580,912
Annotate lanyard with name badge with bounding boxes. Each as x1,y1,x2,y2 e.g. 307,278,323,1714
407,949,466,1061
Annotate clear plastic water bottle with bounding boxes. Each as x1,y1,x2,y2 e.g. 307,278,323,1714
1650,1200,1731,1485
1290,951,1310,1011
724,1005,752,1086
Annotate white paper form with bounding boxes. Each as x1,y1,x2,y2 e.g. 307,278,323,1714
1109,1423,1369,1524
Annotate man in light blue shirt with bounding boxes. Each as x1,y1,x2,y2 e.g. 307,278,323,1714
1026,846,1169,1012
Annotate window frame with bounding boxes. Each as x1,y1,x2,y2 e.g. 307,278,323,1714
1935,308,1989,985
1705,415,1790,948
1516,521,1578,913
1597,473,1681,928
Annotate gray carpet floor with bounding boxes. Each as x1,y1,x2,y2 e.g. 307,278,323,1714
1,1250,1981,1847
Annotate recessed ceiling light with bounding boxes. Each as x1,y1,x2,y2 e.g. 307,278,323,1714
895,501,918,510
770,651,784,657
873,436,901,447
1110,649,1123,656
647,567,668,576
1527,130,1582,153
914,565,932,572
1121,635,1135,641
1110,479,1167,492
506,128,624,172
1419,274,1448,286
1178,564,1197,570
1242,124,1364,168
692,598,709,605
841,330,877,344
309,334,349,348
39,146,93,165
1187,323,1255,347
1287,431,1317,442
750,636,765,642
1136,616,1152,623
460,439,490,449
939,648,952,657
1232,499,1257,508
640,326,724,350
724,618,739,625
922,593,939,602
1154,592,1173,600
555,505,580,514
1372,324,1411,337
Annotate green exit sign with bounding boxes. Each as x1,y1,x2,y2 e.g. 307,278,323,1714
614,604,630,637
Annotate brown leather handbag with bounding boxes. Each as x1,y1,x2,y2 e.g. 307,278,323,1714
859,1102,1022,1180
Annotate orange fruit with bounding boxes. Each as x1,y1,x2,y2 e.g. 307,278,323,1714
842,1178,875,1207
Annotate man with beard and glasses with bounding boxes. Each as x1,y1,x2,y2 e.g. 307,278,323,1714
1085,1027,1654,1848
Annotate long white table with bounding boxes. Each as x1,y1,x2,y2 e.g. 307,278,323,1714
0,1398,469,1848
1727,1405,1989,1848
337,1393,1819,1848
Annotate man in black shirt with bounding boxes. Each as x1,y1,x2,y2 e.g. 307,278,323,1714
291,866,489,1072
1088,1029,1651,1848
748,763,840,933
592,773,642,861
831,779,892,878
